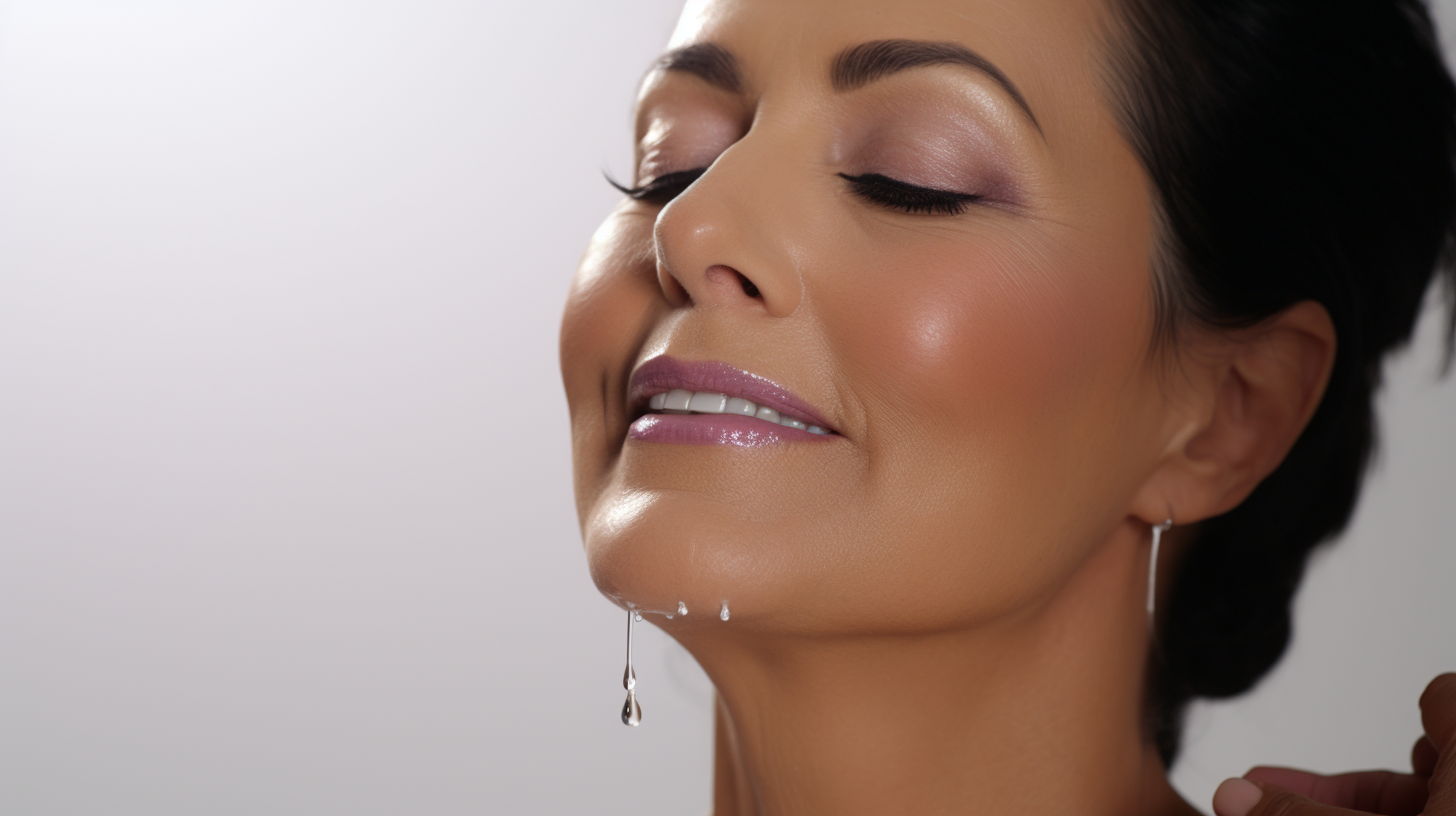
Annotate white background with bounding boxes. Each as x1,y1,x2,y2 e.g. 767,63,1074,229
0,2,1452,814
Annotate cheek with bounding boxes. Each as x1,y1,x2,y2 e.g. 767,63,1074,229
812,219,1154,615
560,210,659,520
561,210,656,364
825,224,1142,433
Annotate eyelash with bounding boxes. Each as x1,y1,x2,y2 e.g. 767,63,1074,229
604,168,980,216
606,168,707,205
837,173,981,215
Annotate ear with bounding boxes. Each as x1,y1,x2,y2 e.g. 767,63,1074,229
1131,300,1336,525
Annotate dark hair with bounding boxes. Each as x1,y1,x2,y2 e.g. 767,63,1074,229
1102,0,1456,765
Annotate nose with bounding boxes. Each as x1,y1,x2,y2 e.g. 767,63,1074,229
651,144,804,317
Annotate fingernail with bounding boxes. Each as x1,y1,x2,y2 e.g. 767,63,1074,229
1212,777,1263,816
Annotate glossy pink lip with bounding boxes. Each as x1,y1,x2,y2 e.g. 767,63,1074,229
629,413,825,446
626,356,838,446
628,356,836,430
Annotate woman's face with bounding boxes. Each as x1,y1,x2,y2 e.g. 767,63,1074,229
560,0,1168,635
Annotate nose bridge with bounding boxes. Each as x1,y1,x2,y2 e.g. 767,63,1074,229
653,118,814,316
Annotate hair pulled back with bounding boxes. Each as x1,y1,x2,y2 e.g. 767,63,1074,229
1103,0,1456,765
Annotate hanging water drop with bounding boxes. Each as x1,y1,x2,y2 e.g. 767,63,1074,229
720,602,730,621
620,607,641,725
678,601,688,616
621,688,642,726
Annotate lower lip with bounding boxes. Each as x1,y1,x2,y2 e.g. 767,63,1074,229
628,414,835,447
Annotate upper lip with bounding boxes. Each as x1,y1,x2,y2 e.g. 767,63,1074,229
628,356,836,432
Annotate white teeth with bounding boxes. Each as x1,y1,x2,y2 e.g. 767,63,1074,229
687,392,728,414
663,389,693,412
646,390,831,434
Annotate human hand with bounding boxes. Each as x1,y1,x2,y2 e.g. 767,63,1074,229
1211,673,1456,816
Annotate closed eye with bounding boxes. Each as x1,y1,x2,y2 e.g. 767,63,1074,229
607,168,708,205
839,172,981,215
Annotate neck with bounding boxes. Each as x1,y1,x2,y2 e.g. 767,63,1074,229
691,524,1201,816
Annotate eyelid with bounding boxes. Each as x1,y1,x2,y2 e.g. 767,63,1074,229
605,167,980,214
838,172,981,215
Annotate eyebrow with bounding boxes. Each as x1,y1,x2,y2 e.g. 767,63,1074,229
833,40,1041,132
656,42,743,94
655,39,1040,135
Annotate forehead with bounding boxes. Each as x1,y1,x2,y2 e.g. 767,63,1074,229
667,0,1113,131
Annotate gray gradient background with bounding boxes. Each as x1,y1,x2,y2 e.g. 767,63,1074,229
0,2,1452,814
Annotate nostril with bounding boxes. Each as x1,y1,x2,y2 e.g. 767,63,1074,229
737,272,761,299
702,264,763,301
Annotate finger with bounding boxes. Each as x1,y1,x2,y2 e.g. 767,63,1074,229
1428,731,1456,816
1429,746,1456,815
1243,767,1426,816
1413,735,1439,777
1214,778,1367,816
1420,672,1456,753
1244,767,1328,798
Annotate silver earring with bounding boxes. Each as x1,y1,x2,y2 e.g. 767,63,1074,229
1146,519,1173,626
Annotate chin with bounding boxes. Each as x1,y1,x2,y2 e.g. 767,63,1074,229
575,415,866,624
581,482,802,629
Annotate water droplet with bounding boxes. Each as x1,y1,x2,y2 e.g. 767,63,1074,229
678,602,688,616
621,689,642,726
665,614,673,619
720,602,730,621
619,607,639,725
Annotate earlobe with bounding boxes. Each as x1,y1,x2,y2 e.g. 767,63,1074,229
1133,300,1336,525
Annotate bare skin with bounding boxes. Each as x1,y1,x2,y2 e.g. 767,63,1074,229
559,0,1339,814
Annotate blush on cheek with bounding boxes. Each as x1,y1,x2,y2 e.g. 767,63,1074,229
830,238,1099,426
